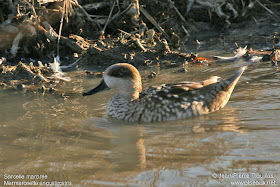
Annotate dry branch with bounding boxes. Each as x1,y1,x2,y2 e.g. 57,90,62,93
139,6,170,41
41,21,90,53
71,0,102,30
256,0,274,15
102,0,116,34
168,0,187,23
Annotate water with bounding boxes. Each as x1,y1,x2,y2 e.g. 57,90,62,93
1,56,280,186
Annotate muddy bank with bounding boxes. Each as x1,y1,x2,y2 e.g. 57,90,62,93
1,0,279,61
0,58,75,96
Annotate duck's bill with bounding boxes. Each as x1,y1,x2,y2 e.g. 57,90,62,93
82,79,110,96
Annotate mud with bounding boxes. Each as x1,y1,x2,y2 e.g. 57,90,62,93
0,60,64,95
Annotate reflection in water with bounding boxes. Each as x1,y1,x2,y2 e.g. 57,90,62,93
1,63,280,186
212,107,247,134
81,118,234,186
108,126,146,171
192,107,246,134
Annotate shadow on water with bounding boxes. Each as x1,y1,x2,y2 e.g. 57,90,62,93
1,59,280,186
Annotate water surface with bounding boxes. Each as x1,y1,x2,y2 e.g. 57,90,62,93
1,57,280,186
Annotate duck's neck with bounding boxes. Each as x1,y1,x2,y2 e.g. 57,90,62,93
119,91,139,101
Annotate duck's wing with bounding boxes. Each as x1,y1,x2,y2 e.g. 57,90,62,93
174,75,220,89
139,67,245,104
139,76,221,101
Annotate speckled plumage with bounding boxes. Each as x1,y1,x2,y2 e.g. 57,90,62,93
83,63,245,122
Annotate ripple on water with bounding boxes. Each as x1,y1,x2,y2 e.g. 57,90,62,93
0,63,280,186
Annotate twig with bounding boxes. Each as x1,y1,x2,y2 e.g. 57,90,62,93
109,0,120,22
116,0,120,13
118,29,132,36
133,38,147,52
60,57,82,70
72,0,93,21
264,3,280,6
89,15,107,18
168,0,187,23
139,6,170,41
17,3,22,16
184,0,194,16
42,21,59,41
181,25,190,36
23,0,38,21
118,29,130,35
71,0,102,30
57,0,66,56
0,57,6,65
273,32,277,49
102,0,116,34
252,16,259,25
226,3,238,19
111,3,133,22
18,6,60,12
256,0,274,15
41,22,87,53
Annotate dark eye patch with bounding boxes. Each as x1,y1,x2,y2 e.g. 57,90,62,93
107,64,134,78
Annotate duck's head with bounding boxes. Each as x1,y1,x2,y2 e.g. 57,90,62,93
83,63,142,100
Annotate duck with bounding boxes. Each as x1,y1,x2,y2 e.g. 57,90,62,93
83,63,245,122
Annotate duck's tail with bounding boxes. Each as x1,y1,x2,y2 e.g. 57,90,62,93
204,66,246,112
225,66,246,92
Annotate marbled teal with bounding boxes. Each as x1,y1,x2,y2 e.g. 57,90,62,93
83,63,245,122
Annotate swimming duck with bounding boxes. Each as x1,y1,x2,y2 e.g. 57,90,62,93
83,63,245,122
